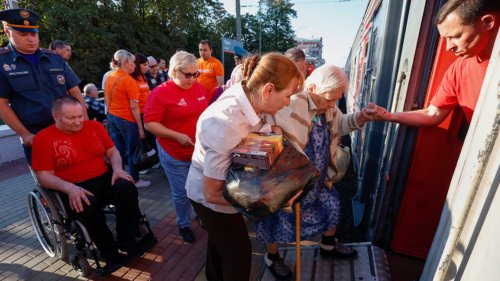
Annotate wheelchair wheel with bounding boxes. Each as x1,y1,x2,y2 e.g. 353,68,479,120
27,189,68,260
70,253,91,277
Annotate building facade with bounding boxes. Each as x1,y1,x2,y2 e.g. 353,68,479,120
295,37,325,67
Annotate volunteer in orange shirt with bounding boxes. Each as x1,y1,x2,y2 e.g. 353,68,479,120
131,53,150,114
197,39,224,94
104,49,150,188
132,52,157,171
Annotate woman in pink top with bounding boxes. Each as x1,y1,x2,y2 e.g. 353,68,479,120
144,51,208,243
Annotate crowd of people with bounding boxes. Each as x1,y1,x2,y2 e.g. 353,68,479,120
0,0,498,279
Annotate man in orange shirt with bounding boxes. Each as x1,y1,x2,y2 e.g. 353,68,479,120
197,39,224,94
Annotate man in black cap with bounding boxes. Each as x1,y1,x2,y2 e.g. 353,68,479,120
0,8,87,164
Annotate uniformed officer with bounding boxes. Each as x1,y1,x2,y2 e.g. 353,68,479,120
0,8,87,164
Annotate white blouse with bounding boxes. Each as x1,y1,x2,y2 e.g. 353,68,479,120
185,83,264,214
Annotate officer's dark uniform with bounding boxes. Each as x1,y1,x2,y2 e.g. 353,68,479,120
0,8,80,161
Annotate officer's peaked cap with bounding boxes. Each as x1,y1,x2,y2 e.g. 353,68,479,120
0,8,40,33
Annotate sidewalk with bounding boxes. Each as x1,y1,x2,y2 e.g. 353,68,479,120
0,159,423,281
0,159,270,281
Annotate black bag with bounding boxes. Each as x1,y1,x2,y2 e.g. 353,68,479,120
223,144,320,220
133,139,159,171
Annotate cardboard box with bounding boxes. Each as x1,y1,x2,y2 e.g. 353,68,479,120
231,133,284,170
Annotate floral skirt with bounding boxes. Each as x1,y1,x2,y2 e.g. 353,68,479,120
256,113,340,243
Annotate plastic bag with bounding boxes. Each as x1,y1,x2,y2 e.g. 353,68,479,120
333,145,350,183
133,139,159,171
223,145,320,220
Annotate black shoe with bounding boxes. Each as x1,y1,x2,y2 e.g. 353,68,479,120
196,215,206,230
138,232,157,252
179,227,195,243
99,252,129,275
121,232,157,260
264,253,292,280
319,243,358,259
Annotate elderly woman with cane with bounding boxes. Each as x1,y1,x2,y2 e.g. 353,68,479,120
256,64,384,280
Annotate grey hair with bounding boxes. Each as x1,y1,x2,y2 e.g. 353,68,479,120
284,47,306,62
168,51,198,78
112,49,134,68
52,95,81,114
49,40,70,50
83,83,98,96
305,64,348,95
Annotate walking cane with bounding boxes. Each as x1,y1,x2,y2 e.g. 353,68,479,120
295,202,301,281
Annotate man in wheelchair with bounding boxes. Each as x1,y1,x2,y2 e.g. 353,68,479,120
31,95,156,274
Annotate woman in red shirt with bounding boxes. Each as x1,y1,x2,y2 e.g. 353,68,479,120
144,51,208,243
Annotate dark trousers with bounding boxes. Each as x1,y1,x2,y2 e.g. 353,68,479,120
63,169,141,257
141,113,157,151
191,200,251,281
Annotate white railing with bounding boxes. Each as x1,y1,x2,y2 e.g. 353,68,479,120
0,125,24,164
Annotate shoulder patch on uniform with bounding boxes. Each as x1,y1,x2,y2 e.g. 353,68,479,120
40,48,58,54
0,47,11,55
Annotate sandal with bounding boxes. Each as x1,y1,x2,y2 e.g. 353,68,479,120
264,253,292,280
320,242,358,259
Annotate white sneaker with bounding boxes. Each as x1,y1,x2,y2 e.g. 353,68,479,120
139,169,150,175
135,179,151,188
152,163,161,169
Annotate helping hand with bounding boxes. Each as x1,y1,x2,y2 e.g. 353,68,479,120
362,102,391,121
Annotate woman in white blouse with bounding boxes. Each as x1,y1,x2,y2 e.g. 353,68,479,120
185,52,304,281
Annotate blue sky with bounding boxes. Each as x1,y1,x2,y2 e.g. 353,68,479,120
219,0,368,66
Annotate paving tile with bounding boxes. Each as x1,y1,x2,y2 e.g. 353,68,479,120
133,272,151,281
0,167,207,281
122,268,142,280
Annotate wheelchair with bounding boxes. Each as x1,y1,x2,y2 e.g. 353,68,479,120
27,184,154,277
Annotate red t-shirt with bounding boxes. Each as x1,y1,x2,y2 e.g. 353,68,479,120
143,80,208,161
32,121,114,183
430,57,489,123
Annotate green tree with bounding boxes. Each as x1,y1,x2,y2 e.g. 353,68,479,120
2,0,297,86
259,0,297,53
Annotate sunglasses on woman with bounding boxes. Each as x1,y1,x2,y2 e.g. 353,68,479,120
178,70,201,79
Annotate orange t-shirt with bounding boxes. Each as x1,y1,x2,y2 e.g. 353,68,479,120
104,69,140,122
136,75,150,113
197,56,224,94
32,121,114,183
